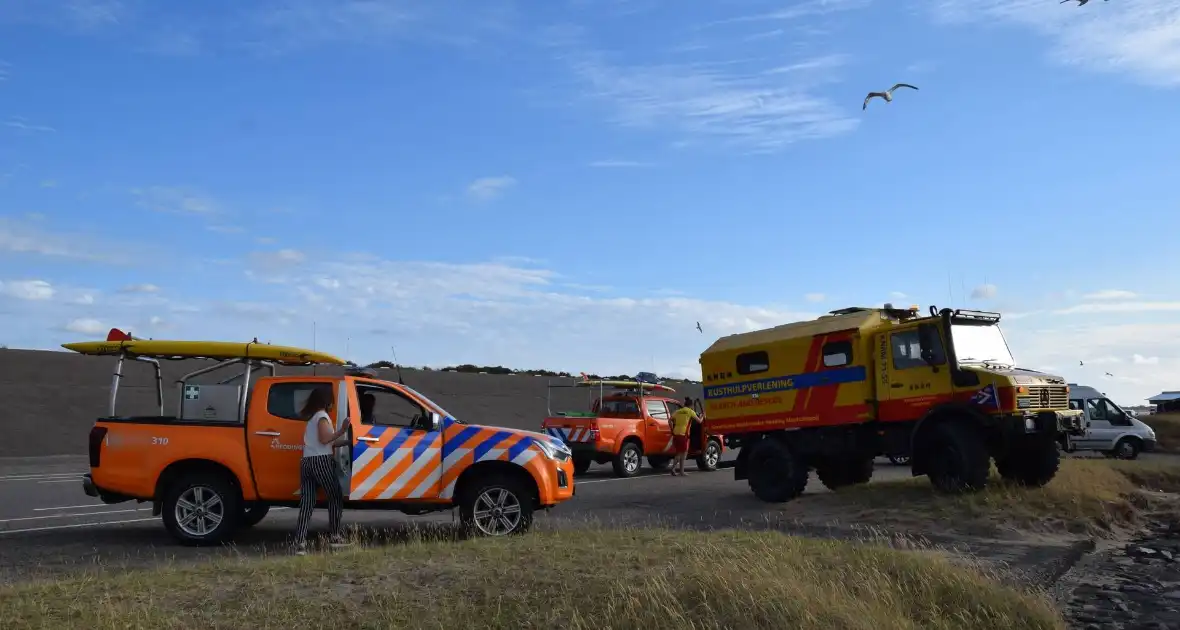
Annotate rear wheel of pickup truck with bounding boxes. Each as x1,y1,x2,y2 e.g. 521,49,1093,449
746,438,808,503
458,474,534,537
923,421,989,494
162,473,242,546
996,434,1060,487
613,441,643,478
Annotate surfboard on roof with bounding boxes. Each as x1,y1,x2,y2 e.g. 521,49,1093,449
577,379,676,393
61,328,346,366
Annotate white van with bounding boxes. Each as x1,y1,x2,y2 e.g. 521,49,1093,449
1064,384,1157,459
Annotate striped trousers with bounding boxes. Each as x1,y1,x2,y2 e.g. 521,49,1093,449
293,454,344,545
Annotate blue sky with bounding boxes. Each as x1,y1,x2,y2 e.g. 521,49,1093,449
1,0,1178,405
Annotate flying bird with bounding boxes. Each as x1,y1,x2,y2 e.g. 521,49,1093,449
863,83,918,110
1079,360,1084,366
696,321,703,333
1105,372,1114,377
1061,0,1106,5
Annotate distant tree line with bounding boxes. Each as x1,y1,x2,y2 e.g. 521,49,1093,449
361,360,697,383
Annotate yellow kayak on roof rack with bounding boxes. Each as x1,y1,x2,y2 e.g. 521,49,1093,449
62,328,346,365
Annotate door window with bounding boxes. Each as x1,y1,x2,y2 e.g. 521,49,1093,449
645,400,670,420
357,385,432,431
266,382,334,420
890,325,947,370
1089,398,1131,426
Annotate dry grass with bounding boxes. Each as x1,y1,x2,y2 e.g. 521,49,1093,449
0,528,1063,630
1144,413,1180,453
829,457,1180,538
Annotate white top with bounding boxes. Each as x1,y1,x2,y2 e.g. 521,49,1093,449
302,410,335,458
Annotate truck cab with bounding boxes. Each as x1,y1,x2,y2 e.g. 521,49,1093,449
542,379,723,478
1064,384,1157,459
69,334,575,546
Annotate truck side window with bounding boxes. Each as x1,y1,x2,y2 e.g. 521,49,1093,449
1090,398,1130,426
918,323,947,365
821,340,853,368
360,385,430,430
1069,399,1082,411
267,382,334,420
645,400,669,420
890,330,926,370
737,351,769,375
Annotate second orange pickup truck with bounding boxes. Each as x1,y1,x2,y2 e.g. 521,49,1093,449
66,333,576,546
542,379,724,477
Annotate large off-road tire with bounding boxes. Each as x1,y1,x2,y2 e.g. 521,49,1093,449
162,472,242,547
816,456,874,491
612,441,643,478
923,421,990,494
696,438,722,472
573,457,592,475
240,503,270,528
746,438,808,503
996,435,1060,487
647,456,672,470
458,473,535,537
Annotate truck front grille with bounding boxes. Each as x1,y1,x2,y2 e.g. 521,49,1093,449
1017,385,1068,410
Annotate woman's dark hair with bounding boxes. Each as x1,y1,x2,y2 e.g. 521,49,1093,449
299,386,334,419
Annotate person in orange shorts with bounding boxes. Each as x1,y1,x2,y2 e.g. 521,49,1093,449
669,397,699,476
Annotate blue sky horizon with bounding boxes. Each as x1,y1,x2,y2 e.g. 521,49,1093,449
1,0,1178,406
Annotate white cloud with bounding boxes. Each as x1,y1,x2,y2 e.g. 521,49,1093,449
970,283,997,300
0,279,55,301
1054,301,1180,315
119,283,160,294
466,176,517,201
3,117,56,133
131,186,220,216
1133,354,1160,366
559,48,858,152
804,293,826,303
928,0,1180,87
1082,289,1138,301
73,294,95,305
889,291,908,300
63,318,107,335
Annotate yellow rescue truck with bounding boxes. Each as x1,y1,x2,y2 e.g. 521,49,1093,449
700,304,1086,502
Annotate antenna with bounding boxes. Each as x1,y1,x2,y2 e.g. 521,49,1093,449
391,345,405,385
312,321,317,376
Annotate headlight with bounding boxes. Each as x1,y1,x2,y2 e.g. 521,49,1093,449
535,437,571,462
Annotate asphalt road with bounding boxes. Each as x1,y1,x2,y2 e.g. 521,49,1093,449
3,452,1166,587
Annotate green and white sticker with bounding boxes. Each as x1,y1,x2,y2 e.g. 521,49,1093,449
184,385,200,400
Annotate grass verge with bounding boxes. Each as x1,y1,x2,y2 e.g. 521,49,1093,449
829,457,1180,537
0,528,1063,630
1144,413,1180,453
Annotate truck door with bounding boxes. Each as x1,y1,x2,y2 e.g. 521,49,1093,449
1081,397,1130,451
877,323,953,421
247,379,339,501
643,399,673,454
349,383,444,501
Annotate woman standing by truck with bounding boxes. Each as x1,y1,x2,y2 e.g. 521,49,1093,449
293,386,352,554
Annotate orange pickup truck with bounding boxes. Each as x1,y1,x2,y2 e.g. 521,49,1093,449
542,379,723,478
66,335,576,546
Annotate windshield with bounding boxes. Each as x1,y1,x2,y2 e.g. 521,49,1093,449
950,324,1015,368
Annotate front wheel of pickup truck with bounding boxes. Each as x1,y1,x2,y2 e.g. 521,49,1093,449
162,473,241,546
458,474,534,537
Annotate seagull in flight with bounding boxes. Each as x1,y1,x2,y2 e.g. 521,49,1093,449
1061,0,1106,5
1105,372,1114,377
696,321,703,333
863,83,919,110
